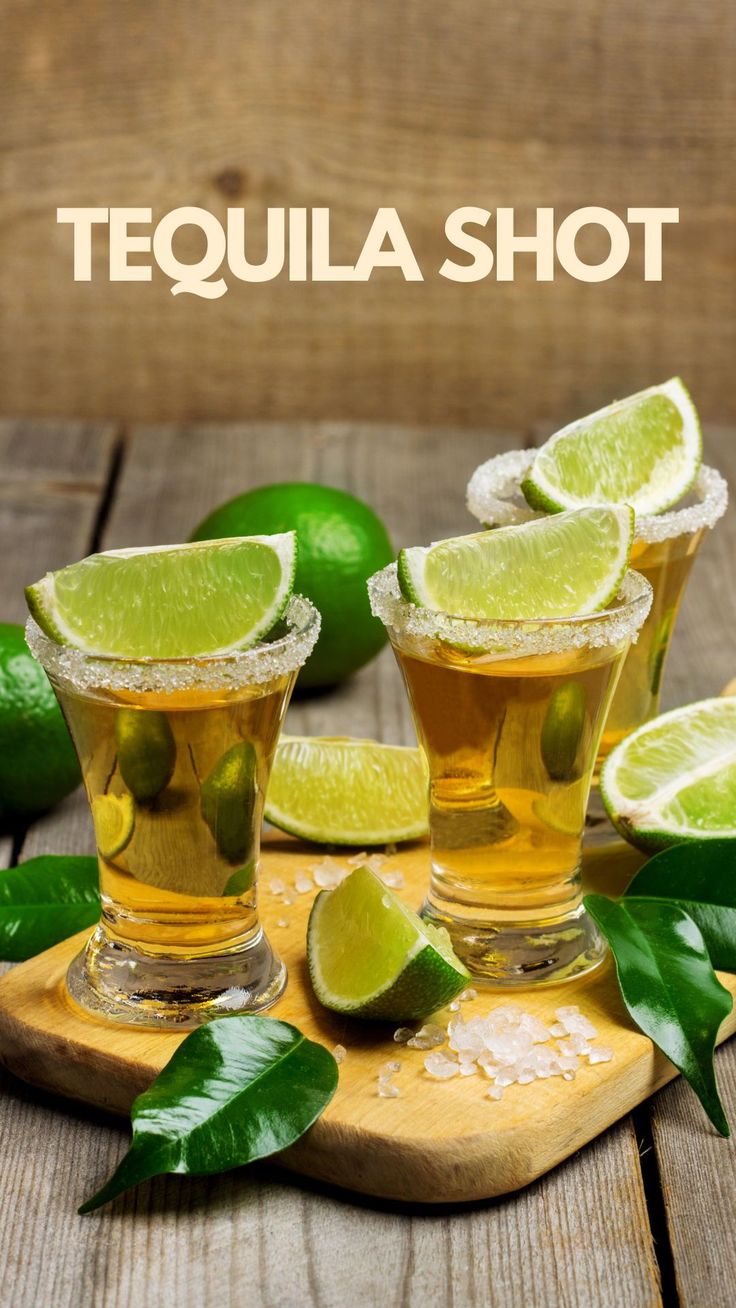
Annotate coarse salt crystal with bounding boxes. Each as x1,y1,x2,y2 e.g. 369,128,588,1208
294,873,314,894
364,853,388,874
459,988,478,1002
424,1052,459,1080
379,869,405,890
558,1035,591,1057
378,1083,400,1098
268,877,287,895
487,1086,504,1101
554,1006,598,1039
587,1046,614,1065
333,1044,347,1064
311,857,347,889
276,918,290,929
393,1027,414,1044
459,1062,478,1077
448,1001,460,1012
379,1060,401,1078
282,895,294,907
347,852,368,867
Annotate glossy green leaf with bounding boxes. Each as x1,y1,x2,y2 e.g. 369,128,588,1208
0,855,99,960
625,839,736,971
80,1015,338,1213
585,893,732,1136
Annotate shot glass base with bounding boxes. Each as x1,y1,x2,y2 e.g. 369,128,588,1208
66,924,287,1029
421,901,607,987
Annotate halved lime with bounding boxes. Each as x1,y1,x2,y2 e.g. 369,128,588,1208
92,793,135,859
307,866,469,1019
601,697,736,851
26,534,296,659
522,378,701,516
265,735,428,845
398,506,634,619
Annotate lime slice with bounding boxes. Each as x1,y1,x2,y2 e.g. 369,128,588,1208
601,697,736,851
307,866,469,1019
398,506,634,619
26,534,296,659
265,735,428,845
522,378,701,516
92,793,135,859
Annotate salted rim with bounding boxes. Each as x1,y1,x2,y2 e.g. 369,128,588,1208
25,595,321,695
466,452,728,545
368,564,652,659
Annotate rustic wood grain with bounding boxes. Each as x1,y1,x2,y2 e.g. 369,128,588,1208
0,421,666,1306
1,2,734,429
0,419,118,623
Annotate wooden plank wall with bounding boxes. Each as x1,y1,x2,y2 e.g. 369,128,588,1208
1,0,735,429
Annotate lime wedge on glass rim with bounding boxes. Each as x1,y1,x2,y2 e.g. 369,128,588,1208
521,378,701,517
307,866,469,1019
601,697,736,851
398,506,634,619
265,735,428,846
25,534,296,658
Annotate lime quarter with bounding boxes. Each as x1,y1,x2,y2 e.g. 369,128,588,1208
26,534,296,659
265,735,428,846
601,697,736,851
307,866,470,1020
522,378,701,517
398,506,634,620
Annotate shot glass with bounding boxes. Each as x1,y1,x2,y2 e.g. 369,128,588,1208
369,565,651,985
467,453,728,775
26,596,320,1028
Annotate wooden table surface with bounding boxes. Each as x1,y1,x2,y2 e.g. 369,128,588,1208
0,418,734,1308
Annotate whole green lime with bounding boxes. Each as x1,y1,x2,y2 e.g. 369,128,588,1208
0,621,81,819
191,483,394,689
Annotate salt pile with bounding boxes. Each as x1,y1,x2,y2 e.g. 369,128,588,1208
422,1004,613,1100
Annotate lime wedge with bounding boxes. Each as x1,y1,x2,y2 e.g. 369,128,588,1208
265,735,428,845
307,866,469,1019
398,506,634,619
92,793,135,859
601,697,736,851
26,534,296,659
522,378,701,516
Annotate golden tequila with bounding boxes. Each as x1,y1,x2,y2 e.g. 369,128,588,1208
369,565,651,984
596,528,704,769
26,595,319,1027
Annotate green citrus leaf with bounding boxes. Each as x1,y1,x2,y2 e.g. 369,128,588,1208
0,855,99,960
585,894,732,1135
624,839,736,972
79,1015,338,1214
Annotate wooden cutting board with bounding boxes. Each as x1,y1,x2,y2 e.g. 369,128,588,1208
0,834,734,1205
